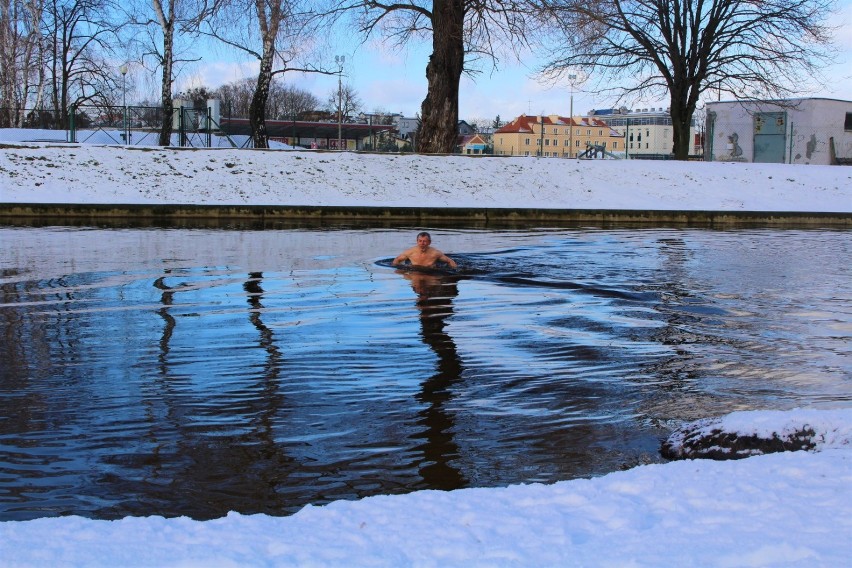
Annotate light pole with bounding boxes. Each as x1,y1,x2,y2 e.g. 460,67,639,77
568,73,576,157
335,55,345,150
119,64,128,145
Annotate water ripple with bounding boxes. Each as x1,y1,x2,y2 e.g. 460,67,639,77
1,226,849,520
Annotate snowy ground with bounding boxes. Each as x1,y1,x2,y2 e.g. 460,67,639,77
1,133,851,566
0,134,850,212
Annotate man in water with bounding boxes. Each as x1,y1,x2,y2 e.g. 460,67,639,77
392,231,458,269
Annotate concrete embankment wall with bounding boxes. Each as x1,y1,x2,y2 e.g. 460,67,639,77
1,204,850,227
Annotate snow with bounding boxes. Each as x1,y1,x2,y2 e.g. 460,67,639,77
1,135,852,566
1,137,850,212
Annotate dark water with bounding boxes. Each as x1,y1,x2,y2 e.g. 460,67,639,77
1,226,850,521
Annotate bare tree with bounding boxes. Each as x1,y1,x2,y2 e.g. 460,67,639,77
539,0,838,159
270,81,319,119
128,0,205,145
332,0,532,154
325,82,361,120
214,76,319,119
203,0,325,148
1,0,45,126
214,77,255,117
42,0,125,128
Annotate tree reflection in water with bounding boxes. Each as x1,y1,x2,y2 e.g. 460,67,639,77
399,268,467,490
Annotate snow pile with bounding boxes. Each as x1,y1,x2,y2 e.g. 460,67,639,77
664,408,852,459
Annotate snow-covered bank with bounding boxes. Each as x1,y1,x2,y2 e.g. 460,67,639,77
1,409,851,567
1,143,850,213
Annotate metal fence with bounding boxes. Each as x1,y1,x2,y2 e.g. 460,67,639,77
0,105,241,148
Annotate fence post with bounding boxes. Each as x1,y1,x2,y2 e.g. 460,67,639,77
69,105,76,143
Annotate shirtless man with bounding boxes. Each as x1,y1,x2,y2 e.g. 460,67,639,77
392,231,458,269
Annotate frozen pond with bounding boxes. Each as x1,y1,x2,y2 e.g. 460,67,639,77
1,225,850,520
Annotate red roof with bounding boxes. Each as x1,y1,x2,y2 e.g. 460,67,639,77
495,114,618,135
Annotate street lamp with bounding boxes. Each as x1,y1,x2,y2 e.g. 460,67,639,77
335,55,345,150
568,73,577,157
119,64,128,145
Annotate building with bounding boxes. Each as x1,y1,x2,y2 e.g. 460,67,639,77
493,114,623,158
457,120,475,136
458,133,489,155
705,98,852,165
590,107,700,158
395,116,419,140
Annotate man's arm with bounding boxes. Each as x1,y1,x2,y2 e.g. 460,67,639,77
392,248,412,266
439,253,457,269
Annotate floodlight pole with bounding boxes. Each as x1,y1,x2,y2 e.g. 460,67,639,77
335,55,345,151
120,64,128,145
568,73,576,157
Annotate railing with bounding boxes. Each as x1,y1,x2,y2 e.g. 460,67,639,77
0,106,238,148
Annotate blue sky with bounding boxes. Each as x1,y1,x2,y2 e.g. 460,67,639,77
179,1,852,124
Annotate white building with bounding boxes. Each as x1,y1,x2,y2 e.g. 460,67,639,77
395,117,419,140
590,107,700,158
706,98,852,165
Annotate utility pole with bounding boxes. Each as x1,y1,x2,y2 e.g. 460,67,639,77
568,73,576,157
120,64,128,145
335,55,345,150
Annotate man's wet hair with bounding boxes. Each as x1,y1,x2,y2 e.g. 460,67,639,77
417,231,431,240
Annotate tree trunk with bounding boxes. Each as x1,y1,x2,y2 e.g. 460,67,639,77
248,1,278,150
152,0,175,147
249,50,273,149
668,85,697,160
158,19,174,146
417,0,464,154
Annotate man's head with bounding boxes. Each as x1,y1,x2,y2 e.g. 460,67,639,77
416,231,432,251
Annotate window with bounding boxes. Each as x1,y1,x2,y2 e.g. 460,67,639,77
613,141,618,149
846,112,852,131
525,138,530,145
599,129,603,136
524,151,530,156
575,140,580,147
564,139,570,146
545,139,550,146
587,129,591,135
553,128,558,134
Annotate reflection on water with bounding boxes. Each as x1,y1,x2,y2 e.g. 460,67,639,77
401,269,465,489
0,226,850,521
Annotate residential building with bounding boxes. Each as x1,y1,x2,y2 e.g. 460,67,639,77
458,134,488,155
458,120,476,136
395,116,419,140
590,107,700,158
493,114,623,158
705,98,852,165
